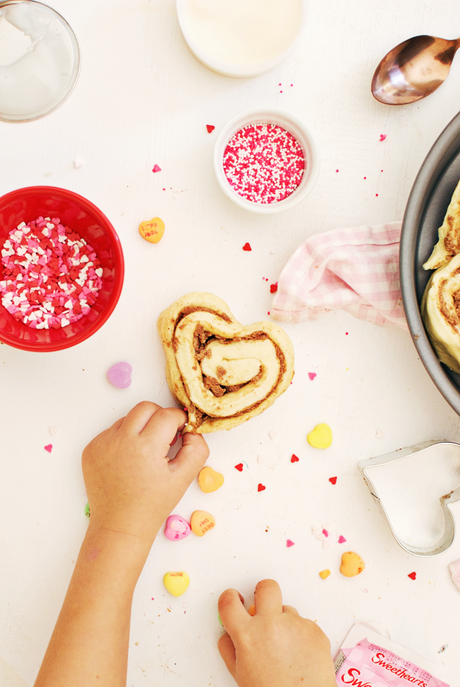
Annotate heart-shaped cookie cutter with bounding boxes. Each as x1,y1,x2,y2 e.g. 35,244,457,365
358,440,460,557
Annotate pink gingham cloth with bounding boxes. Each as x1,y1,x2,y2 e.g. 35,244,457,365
271,221,408,329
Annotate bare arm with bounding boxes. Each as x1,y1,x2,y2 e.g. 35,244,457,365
34,401,209,687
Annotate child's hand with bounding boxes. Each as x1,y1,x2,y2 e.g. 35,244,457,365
82,401,209,543
218,579,337,687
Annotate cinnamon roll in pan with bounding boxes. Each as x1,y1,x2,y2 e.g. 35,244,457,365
422,253,460,374
423,178,460,270
158,293,295,433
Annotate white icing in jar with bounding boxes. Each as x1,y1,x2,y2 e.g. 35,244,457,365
177,0,304,77
0,1,80,122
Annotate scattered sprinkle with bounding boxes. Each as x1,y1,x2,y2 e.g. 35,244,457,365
336,169,339,173
286,539,295,547
152,164,162,173
375,429,384,439
223,123,305,204
74,158,84,169
345,332,349,335
234,463,244,472
438,644,448,653
206,125,215,133
379,134,387,142
270,282,278,293
257,483,266,492
408,572,417,580
85,502,90,517
49,426,58,436
319,569,331,579
44,444,53,453
322,529,329,537
268,431,277,441
338,535,347,544
242,242,252,251
329,476,337,485
107,362,132,389
291,454,299,463
308,372,317,380
375,193,379,197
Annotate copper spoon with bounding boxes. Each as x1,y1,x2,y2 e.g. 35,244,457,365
372,35,460,105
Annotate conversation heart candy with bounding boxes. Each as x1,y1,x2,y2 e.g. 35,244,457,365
163,571,190,597
307,423,333,449
198,466,224,493
107,362,132,389
340,551,365,577
164,514,191,541
139,217,165,244
190,510,216,537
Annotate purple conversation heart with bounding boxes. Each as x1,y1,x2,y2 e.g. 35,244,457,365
164,514,191,541
107,362,132,389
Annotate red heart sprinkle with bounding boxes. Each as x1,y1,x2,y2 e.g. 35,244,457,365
152,164,161,173
44,444,53,453
258,483,266,492
291,454,299,463
329,476,337,485
242,243,252,251
379,134,387,142
270,283,278,293
408,572,416,580
206,125,215,133
308,372,317,380
235,463,244,471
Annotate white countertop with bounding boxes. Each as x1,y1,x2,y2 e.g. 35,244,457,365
1,1,460,685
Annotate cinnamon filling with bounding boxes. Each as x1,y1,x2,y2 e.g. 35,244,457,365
175,315,288,428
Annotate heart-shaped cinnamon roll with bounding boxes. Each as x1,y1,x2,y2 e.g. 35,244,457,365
158,293,295,433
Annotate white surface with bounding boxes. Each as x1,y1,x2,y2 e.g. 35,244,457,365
1,1,460,686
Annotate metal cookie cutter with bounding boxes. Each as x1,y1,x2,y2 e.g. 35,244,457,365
358,440,460,557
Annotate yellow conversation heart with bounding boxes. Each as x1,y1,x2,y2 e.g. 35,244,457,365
340,552,365,577
163,571,190,596
307,423,333,449
139,217,165,244
198,466,224,493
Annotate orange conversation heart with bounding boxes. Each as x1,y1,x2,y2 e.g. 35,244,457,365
139,217,165,243
198,466,224,493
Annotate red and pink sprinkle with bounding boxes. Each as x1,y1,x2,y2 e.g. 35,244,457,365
223,123,305,204
0,217,102,330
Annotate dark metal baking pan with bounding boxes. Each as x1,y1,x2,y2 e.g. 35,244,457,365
401,110,460,415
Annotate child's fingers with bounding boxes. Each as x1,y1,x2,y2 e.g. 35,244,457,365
140,406,188,445
282,604,299,616
254,579,283,616
218,588,250,637
217,633,236,679
169,433,210,480
120,401,164,435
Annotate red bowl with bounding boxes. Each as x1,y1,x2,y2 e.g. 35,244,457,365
0,186,124,351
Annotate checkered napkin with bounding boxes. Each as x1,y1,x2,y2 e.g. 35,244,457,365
271,221,408,329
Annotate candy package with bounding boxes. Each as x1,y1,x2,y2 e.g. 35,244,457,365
335,625,449,687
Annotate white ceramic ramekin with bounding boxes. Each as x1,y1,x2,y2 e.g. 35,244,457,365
176,0,306,78
213,108,320,214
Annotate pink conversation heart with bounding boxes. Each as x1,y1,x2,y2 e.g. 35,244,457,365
164,515,191,541
107,362,132,389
